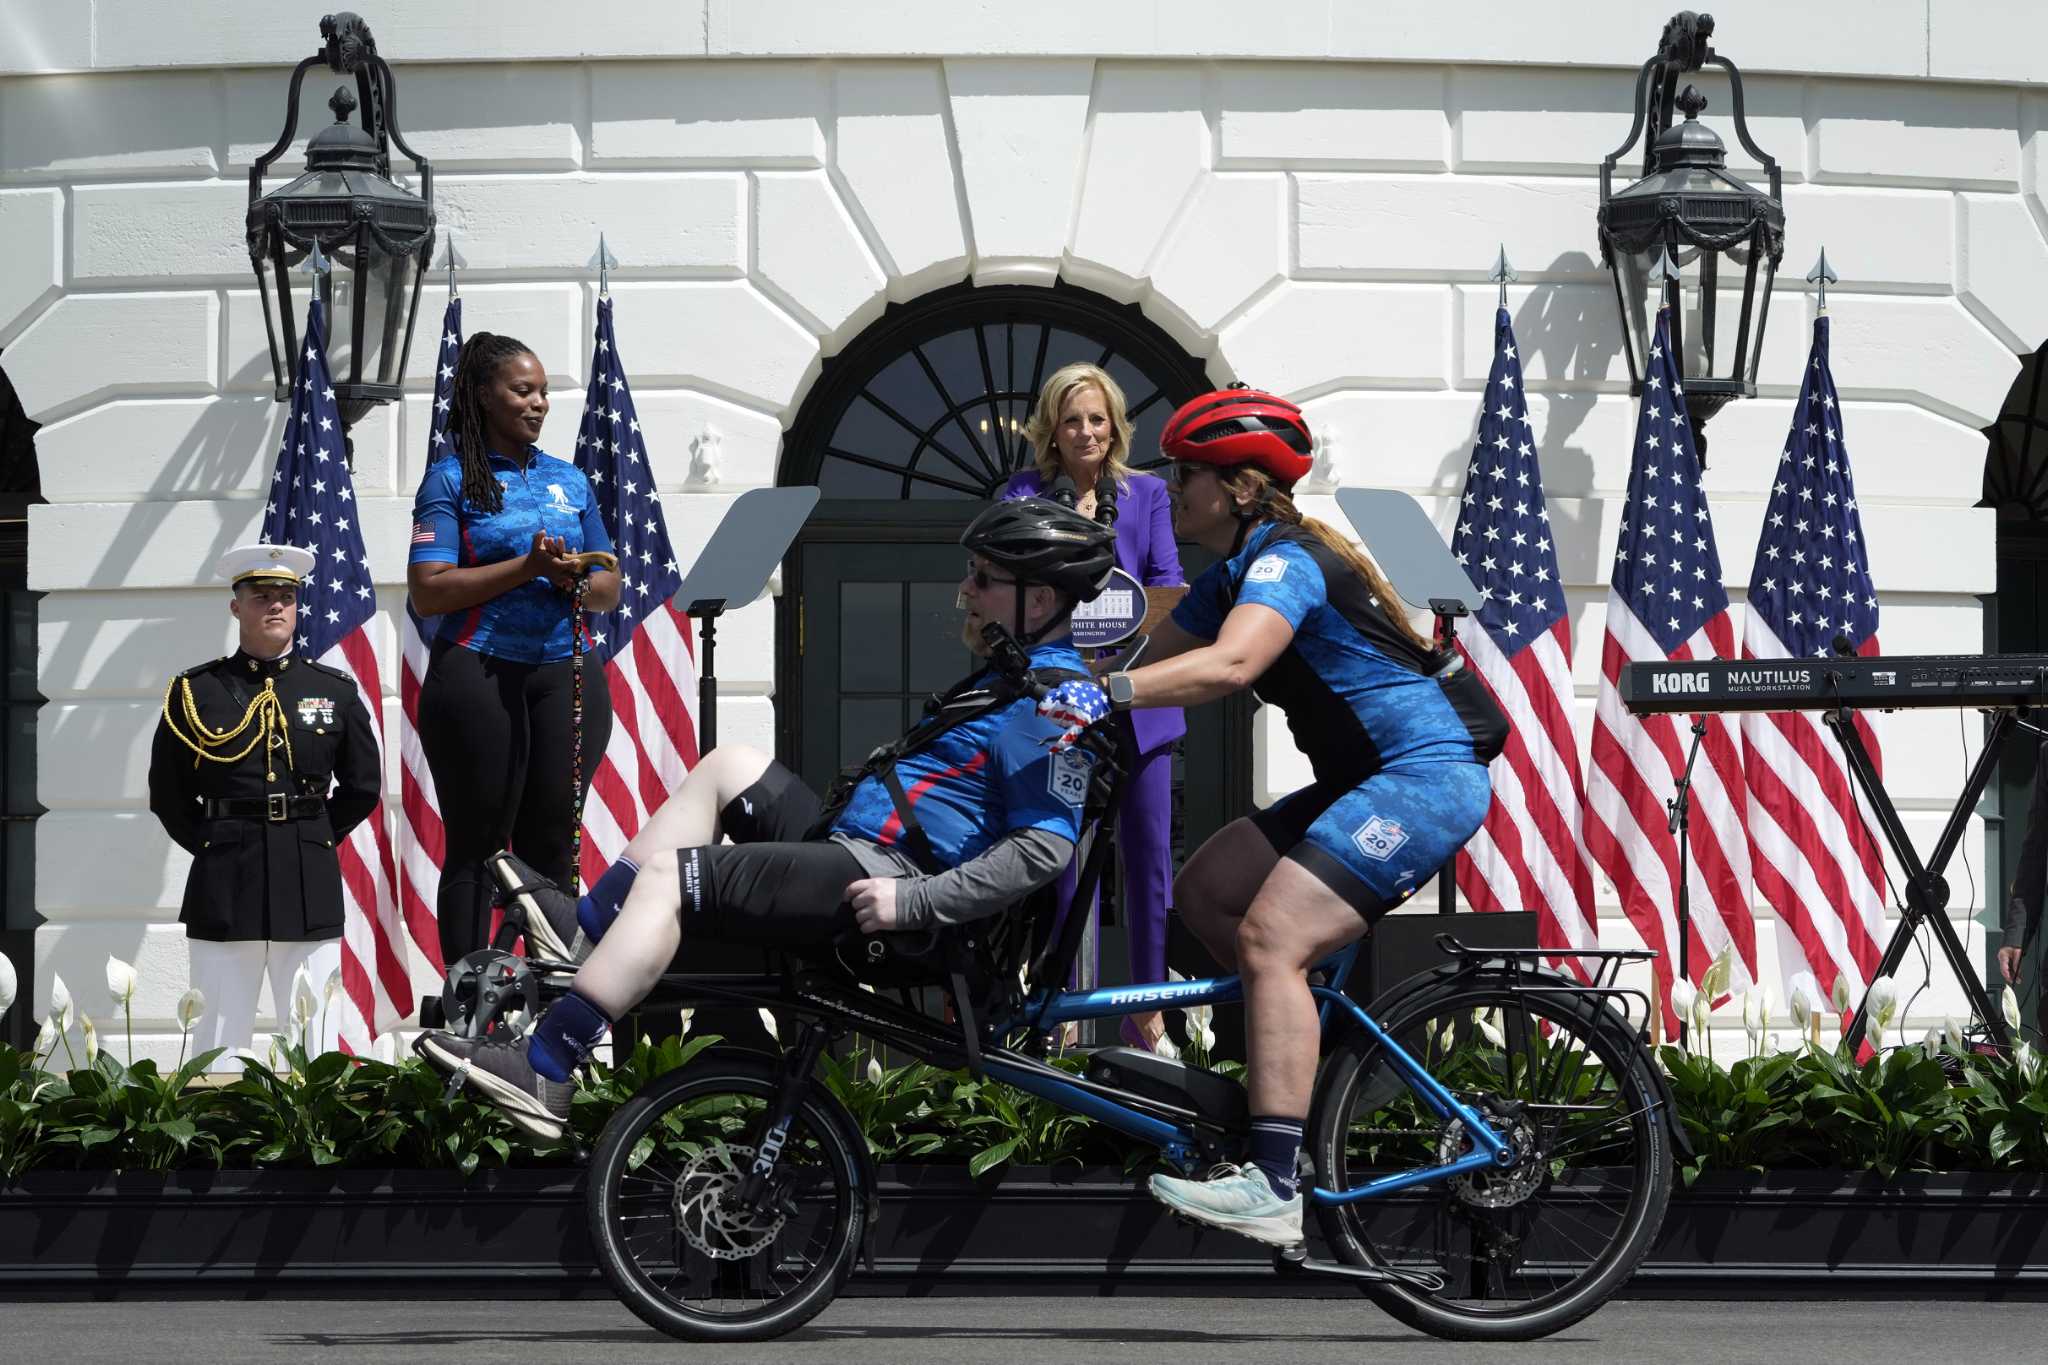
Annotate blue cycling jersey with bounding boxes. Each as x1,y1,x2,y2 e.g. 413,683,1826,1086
1173,522,1490,781
409,449,612,664
830,640,1095,866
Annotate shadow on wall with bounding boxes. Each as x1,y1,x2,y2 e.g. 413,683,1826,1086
38,371,285,866
1429,252,1616,586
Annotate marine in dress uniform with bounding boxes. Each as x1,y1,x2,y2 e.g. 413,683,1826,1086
147,544,379,1066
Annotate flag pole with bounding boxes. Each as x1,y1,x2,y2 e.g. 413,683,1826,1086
1806,247,1836,316
1489,244,1517,311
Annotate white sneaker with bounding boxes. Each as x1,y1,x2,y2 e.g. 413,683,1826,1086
1149,1163,1303,1248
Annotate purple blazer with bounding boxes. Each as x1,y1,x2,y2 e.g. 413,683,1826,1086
1002,468,1187,754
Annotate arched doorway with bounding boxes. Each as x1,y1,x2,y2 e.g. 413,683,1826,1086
775,281,1253,975
1983,338,2048,1034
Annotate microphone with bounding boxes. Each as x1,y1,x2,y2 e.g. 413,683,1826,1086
1046,474,1080,508
1092,471,1120,527
1830,634,1857,659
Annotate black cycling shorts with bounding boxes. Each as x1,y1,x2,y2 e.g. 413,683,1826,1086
678,760,863,947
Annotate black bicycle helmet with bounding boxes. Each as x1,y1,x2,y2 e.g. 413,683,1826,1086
961,497,1117,602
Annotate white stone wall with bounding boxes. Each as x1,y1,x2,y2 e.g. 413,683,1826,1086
2,4,2041,1055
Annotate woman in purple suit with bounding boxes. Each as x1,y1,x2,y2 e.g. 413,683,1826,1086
1004,362,1185,1052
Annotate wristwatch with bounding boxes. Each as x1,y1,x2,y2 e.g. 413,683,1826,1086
1105,671,1137,712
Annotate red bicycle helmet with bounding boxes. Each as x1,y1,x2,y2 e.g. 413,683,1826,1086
1160,385,1314,491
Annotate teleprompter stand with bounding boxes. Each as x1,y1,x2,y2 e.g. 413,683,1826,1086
618,486,819,1052
1834,702,2014,1053
1334,487,1485,919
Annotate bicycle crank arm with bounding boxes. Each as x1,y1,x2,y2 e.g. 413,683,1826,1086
1272,1245,1447,1293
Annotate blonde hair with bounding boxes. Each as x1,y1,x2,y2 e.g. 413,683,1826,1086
1220,467,1439,655
1023,362,1136,490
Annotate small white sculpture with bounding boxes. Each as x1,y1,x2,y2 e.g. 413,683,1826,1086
1300,423,1340,493
687,423,723,488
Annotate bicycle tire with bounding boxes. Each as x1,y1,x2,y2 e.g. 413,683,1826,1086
1308,977,1670,1341
586,1055,865,1342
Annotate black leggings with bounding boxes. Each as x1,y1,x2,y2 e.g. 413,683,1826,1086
420,640,612,964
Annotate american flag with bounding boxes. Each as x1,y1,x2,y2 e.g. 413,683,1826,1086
259,298,412,1049
392,296,463,989
1584,306,1758,1035
573,296,699,885
1740,314,1886,1024
1450,306,1598,979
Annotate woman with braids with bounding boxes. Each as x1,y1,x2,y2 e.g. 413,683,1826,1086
1094,387,1506,1250
408,333,622,966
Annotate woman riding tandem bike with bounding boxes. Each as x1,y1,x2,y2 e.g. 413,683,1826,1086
420,392,1677,1343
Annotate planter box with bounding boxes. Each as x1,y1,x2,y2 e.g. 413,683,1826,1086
4,1166,2048,1292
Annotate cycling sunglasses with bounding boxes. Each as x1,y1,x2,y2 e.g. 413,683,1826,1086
965,560,1023,590
1163,461,1217,491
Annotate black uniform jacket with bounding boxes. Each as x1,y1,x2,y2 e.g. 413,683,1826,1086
147,649,379,942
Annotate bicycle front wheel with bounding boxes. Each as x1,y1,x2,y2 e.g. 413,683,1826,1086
586,1055,865,1343
1308,979,1670,1341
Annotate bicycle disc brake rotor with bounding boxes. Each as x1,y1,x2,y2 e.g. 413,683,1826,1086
671,1142,788,1261
1438,1107,1544,1210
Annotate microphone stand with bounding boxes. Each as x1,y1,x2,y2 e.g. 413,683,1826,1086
1667,715,1709,1044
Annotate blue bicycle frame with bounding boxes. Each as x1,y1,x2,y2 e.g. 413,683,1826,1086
980,939,1515,1206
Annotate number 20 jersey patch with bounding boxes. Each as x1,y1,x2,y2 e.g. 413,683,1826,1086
1049,747,1093,806
1245,554,1289,583
1351,815,1409,862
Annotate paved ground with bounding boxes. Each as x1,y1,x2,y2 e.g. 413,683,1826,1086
6,1296,2046,1364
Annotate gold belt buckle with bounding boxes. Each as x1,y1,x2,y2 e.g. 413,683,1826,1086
267,793,289,823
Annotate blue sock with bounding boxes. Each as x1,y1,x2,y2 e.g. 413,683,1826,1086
577,855,640,943
527,989,612,1082
1247,1115,1304,1199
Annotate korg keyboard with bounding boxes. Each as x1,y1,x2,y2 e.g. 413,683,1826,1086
1620,653,2048,714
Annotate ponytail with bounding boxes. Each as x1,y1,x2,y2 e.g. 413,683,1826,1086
1220,468,1438,655
442,331,538,515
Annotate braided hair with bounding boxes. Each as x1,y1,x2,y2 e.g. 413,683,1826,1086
442,332,538,514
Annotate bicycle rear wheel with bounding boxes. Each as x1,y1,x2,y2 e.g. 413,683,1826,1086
587,1055,865,1342
1308,979,1670,1341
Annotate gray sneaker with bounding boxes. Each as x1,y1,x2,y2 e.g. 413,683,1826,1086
414,1031,574,1144
1149,1163,1304,1249
487,850,590,964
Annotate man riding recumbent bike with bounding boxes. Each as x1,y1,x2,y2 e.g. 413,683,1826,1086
415,496,1682,1345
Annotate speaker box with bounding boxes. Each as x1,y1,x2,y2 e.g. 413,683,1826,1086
1165,909,1540,1062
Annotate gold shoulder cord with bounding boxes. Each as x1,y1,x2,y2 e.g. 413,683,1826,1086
160,675,295,781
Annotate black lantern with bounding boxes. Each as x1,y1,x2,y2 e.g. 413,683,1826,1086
246,12,435,430
1598,11,1785,453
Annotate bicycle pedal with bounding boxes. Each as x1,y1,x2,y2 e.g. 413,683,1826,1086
1279,1255,1446,1293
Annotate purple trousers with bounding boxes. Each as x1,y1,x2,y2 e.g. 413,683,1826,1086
1050,741,1174,988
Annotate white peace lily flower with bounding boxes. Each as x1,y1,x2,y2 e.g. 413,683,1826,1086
323,969,344,1007
2003,985,2023,1033
290,963,317,1036
105,956,138,1008
1944,1017,1967,1052
1474,1008,1505,1048
80,1012,98,1064
0,951,16,1017
2020,1042,2042,1084
35,1015,58,1056
1788,988,1812,1032
1864,976,1901,1033
1742,988,1762,1033
1920,1027,1941,1059
49,973,73,1029
678,1008,695,1035
1670,979,1698,1025
866,1055,884,1085
758,1009,779,1043
1690,990,1711,1041
175,988,206,1032
1702,944,1735,1000
1830,973,1853,1015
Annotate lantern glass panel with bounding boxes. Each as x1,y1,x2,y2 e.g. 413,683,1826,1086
323,239,418,393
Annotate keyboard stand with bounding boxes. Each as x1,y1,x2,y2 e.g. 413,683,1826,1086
1826,704,2013,1052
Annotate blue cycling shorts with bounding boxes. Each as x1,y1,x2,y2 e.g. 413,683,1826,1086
1250,763,1492,919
